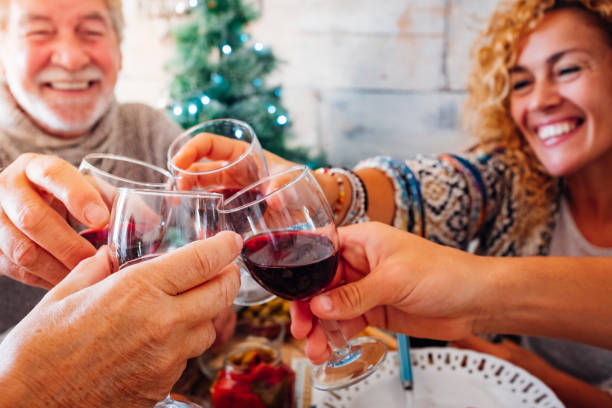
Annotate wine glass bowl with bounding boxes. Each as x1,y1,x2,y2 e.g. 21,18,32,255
221,166,387,390
74,153,174,249
108,188,224,271
168,119,274,306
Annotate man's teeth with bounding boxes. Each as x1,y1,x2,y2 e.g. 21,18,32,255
538,121,578,140
49,81,91,91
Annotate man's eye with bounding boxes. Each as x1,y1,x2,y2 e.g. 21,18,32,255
26,31,52,37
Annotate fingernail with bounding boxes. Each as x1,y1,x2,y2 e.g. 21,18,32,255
84,203,109,225
233,233,243,248
318,295,333,312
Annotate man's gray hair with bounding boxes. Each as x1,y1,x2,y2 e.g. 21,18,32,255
0,0,124,42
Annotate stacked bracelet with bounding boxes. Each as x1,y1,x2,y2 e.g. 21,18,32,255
328,168,369,226
315,168,346,222
315,167,369,225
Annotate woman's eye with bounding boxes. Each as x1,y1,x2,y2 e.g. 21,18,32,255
511,80,531,92
558,66,581,76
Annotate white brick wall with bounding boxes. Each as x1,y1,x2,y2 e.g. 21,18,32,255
118,0,500,166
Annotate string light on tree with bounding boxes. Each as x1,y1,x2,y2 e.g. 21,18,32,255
172,105,184,117
276,115,288,126
221,44,232,55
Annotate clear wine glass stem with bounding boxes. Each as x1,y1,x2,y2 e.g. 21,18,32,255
320,319,352,358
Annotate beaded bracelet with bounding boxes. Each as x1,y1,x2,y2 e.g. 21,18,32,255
328,167,369,226
315,167,346,223
315,167,369,225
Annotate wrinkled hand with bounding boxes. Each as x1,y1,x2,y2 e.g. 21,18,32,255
212,306,237,348
0,231,242,407
0,153,109,288
290,222,489,364
450,336,556,380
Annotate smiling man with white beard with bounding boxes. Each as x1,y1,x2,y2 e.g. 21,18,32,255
0,0,186,334
0,1,242,404
0,0,238,346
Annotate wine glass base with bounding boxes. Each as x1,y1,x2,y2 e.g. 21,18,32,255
154,397,203,408
311,337,387,391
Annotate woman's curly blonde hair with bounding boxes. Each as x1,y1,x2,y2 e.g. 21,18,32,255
463,0,612,230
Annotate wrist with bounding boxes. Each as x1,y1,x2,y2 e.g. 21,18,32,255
313,168,353,224
473,257,551,336
313,170,340,207
470,255,507,335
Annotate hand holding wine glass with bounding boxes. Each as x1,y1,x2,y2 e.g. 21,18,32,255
0,153,110,288
291,222,492,364
108,188,226,407
168,119,295,193
221,166,387,390
0,231,242,407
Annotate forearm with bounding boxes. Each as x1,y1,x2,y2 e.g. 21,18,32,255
544,367,612,408
354,168,394,224
477,256,612,349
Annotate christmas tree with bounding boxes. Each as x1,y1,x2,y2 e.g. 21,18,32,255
166,0,325,166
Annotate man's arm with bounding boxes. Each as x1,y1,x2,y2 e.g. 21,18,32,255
480,255,612,349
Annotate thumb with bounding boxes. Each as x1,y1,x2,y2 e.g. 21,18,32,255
310,269,387,320
50,246,113,301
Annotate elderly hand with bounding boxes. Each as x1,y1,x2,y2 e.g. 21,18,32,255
290,222,490,364
0,153,109,289
0,231,242,407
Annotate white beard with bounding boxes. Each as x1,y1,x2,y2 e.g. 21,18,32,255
5,66,114,136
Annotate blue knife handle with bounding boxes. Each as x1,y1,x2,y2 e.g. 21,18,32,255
397,333,413,390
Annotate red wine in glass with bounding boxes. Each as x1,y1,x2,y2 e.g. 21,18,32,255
82,221,161,266
80,227,110,249
242,231,338,300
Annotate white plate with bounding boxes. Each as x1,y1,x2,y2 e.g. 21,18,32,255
298,347,564,408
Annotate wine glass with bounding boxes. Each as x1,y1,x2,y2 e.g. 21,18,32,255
72,153,174,248
108,188,224,408
167,119,273,306
220,166,387,390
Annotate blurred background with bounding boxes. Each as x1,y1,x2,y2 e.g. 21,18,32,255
118,0,500,167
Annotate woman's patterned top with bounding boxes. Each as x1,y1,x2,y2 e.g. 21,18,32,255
355,146,559,257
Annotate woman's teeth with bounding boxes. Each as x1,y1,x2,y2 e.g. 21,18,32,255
538,121,578,140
